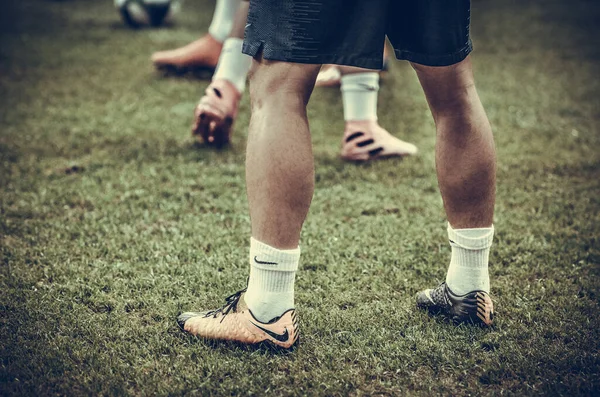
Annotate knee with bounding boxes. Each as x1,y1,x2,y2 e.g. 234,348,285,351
248,59,320,110
410,58,477,118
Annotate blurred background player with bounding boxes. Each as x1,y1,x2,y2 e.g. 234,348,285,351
151,0,417,160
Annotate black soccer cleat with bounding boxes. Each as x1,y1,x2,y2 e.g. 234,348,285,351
416,282,494,326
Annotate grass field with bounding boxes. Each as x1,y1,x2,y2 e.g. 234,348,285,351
1,0,599,395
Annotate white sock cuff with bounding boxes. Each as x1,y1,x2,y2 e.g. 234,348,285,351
249,238,300,272
213,38,251,93
341,72,380,92
208,0,241,43
447,223,494,250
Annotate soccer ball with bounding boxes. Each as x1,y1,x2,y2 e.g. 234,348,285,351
115,0,182,28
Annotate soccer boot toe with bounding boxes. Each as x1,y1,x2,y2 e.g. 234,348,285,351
177,311,210,330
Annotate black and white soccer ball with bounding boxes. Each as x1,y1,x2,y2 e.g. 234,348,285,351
115,0,182,28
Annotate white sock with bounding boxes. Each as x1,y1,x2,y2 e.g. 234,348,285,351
340,72,380,121
445,223,494,295
245,238,300,323
207,0,241,43
212,38,252,93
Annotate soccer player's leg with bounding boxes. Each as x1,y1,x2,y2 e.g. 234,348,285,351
387,0,497,325
413,58,496,326
338,65,417,161
192,1,251,146
178,0,388,347
151,0,241,73
179,58,320,348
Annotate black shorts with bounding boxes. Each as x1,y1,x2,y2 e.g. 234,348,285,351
242,0,472,69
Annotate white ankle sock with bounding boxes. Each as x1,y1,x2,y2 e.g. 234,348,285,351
340,72,380,121
208,0,241,43
445,223,494,295
244,238,299,323
212,38,252,93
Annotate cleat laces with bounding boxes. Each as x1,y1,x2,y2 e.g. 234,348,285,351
203,289,246,323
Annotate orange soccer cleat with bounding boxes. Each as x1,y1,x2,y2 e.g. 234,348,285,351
178,290,299,349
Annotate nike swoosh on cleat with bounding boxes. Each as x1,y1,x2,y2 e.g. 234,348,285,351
250,322,290,342
254,256,278,265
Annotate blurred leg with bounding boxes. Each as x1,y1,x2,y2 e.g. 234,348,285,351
192,1,251,146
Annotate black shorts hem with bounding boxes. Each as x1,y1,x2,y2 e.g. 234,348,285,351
394,42,473,67
242,42,384,70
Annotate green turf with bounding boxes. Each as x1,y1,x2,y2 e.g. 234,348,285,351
1,0,599,395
